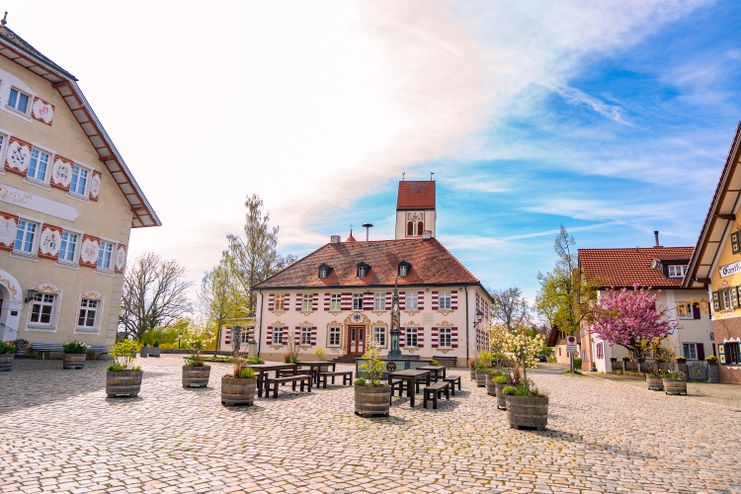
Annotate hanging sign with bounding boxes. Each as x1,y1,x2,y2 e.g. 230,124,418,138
719,260,741,278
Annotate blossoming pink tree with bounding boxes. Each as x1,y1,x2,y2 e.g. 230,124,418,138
591,286,677,359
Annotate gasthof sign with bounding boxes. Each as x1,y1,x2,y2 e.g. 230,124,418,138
719,260,741,278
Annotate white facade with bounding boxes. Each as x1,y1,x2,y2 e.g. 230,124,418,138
395,210,437,239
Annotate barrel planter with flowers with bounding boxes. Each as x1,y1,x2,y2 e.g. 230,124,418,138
0,341,15,371
503,382,549,431
354,345,391,417
63,341,88,370
645,372,663,391
106,340,143,398
663,370,687,396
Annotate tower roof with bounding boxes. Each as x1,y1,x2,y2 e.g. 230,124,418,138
397,180,435,210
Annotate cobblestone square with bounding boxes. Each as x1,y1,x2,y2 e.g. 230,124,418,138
1,356,739,493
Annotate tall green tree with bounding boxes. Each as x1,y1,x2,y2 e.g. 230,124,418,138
226,194,296,313
535,225,596,336
199,255,250,355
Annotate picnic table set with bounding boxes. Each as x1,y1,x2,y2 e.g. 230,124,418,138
247,360,461,409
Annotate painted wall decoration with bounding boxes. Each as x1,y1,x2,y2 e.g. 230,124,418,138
89,170,102,201
114,244,127,273
50,155,73,191
31,97,55,125
4,137,31,176
81,289,102,299
38,224,62,260
0,182,79,222
0,212,19,251
79,235,100,268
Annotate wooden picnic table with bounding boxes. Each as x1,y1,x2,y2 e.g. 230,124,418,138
387,369,431,407
247,363,298,397
297,361,336,385
418,365,447,382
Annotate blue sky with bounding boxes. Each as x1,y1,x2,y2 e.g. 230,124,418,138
3,1,740,302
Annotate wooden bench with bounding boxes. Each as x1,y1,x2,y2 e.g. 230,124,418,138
30,343,64,359
87,345,108,360
443,376,462,395
264,374,313,398
423,381,451,409
318,371,353,388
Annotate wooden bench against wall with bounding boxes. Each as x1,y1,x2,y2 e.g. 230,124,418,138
432,356,458,368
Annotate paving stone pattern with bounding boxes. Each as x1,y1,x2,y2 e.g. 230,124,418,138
1,356,739,493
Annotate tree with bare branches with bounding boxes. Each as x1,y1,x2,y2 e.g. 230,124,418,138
119,252,191,341
490,286,531,330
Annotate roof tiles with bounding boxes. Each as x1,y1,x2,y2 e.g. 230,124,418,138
579,247,694,288
397,181,435,210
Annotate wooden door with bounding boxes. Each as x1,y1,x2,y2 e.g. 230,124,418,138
347,326,366,356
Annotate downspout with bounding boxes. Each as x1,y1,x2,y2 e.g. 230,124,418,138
257,291,264,356
465,286,470,366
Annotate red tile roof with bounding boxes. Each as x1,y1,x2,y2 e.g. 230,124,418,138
254,238,482,290
578,247,694,288
397,181,435,210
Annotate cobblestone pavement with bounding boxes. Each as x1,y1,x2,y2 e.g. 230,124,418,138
1,356,740,494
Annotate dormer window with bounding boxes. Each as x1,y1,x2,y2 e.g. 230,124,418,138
667,264,687,278
357,262,370,278
398,261,411,277
318,263,332,279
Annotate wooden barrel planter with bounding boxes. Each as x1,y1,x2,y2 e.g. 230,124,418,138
485,373,496,396
354,384,390,417
221,375,256,406
469,368,476,380
505,395,549,431
663,379,687,395
646,375,663,391
0,354,14,372
106,370,143,398
495,382,508,410
475,369,487,388
182,365,211,388
63,353,86,370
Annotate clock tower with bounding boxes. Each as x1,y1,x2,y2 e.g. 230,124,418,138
395,180,436,239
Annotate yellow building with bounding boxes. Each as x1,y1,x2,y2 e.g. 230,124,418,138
685,122,741,384
0,22,159,354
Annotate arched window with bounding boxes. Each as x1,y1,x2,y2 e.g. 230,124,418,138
417,221,424,236
407,221,414,236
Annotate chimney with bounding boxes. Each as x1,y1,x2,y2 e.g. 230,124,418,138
654,230,661,248
422,230,432,240
330,235,341,244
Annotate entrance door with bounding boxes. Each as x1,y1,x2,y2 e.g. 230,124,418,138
347,326,366,356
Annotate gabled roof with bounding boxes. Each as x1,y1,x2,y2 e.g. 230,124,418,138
579,247,694,288
684,122,741,288
0,23,160,228
254,237,490,298
397,180,435,210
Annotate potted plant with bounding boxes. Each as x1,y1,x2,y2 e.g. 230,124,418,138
314,348,327,361
0,341,16,372
63,340,88,369
485,369,500,396
221,330,257,406
492,373,511,410
645,370,663,391
469,359,476,381
140,344,149,358
662,369,687,395
354,344,390,417
106,340,143,398
182,340,210,388
706,355,719,383
474,351,493,387
501,323,548,430
149,342,161,357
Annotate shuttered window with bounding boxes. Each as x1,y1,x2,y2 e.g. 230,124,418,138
732,231,741,254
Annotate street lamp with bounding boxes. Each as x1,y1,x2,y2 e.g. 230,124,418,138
178,331,183,350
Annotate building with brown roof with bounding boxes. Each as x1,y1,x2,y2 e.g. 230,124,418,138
0,20,159,353
684,122,741,384
577,234,712,375
252,180,492,365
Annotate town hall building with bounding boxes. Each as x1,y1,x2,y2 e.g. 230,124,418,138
0,21,159,352
252,180,492,366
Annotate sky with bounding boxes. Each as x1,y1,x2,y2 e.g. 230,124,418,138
4,1,740,302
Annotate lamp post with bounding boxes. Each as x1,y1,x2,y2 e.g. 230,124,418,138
473,309,484,353
178,331,183,350
388,276,402,359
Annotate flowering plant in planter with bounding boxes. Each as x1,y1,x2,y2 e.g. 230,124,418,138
0,341,16,372
63,341,88,354
354,344,389,417
221,328,257,406
106,340,142,398
108,340,141,372
706,355,718,364
662,369,686,382
0,341,16,354
502,379,545,398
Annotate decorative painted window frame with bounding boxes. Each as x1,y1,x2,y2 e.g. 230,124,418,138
327,323,342,347
12,214,42,257
74,290,104,335
25,283,62,332
371,323,387,348
56,227,83,267
6,85,34,120
438,326,453,348
25,144,55,188
373,292,386,311
329,293,342,312
68,161,93,201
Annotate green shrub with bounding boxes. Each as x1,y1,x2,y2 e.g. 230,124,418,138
492,374,510,384
357,344,385,386
501,380,544,397
185,355,204,366
63,340,88,354
354,376,367,386
237,367,256,379
662,370,685,381
284,355,299,364
0,341,16,354
245,355,264,365
313,348,327,361
573,357,583,369
107,362,141,372
109,340,139,371
431,359,440,367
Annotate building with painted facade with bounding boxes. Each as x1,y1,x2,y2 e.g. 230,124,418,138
0,22,159,351
252,180,492,366
684,122,741,384
578,239,713,373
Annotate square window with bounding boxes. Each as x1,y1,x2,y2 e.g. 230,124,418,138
667,265,687,278
273,327,285,345
59,231,78,263
373,292,386,311
8,87,30,114
30,293,55,325
70,165,89,196
329,326,341,347
28,148,50,182
330,294,341,311
14,219,37,254
274,294,286,311
372,326,386,347
405,327,418,347
352,293,363,310
405,292,417,310
302,294,313,312
97,241,113,270
438,327,452,347
77,298,99,328
682,343,698,360
438,291,452,310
